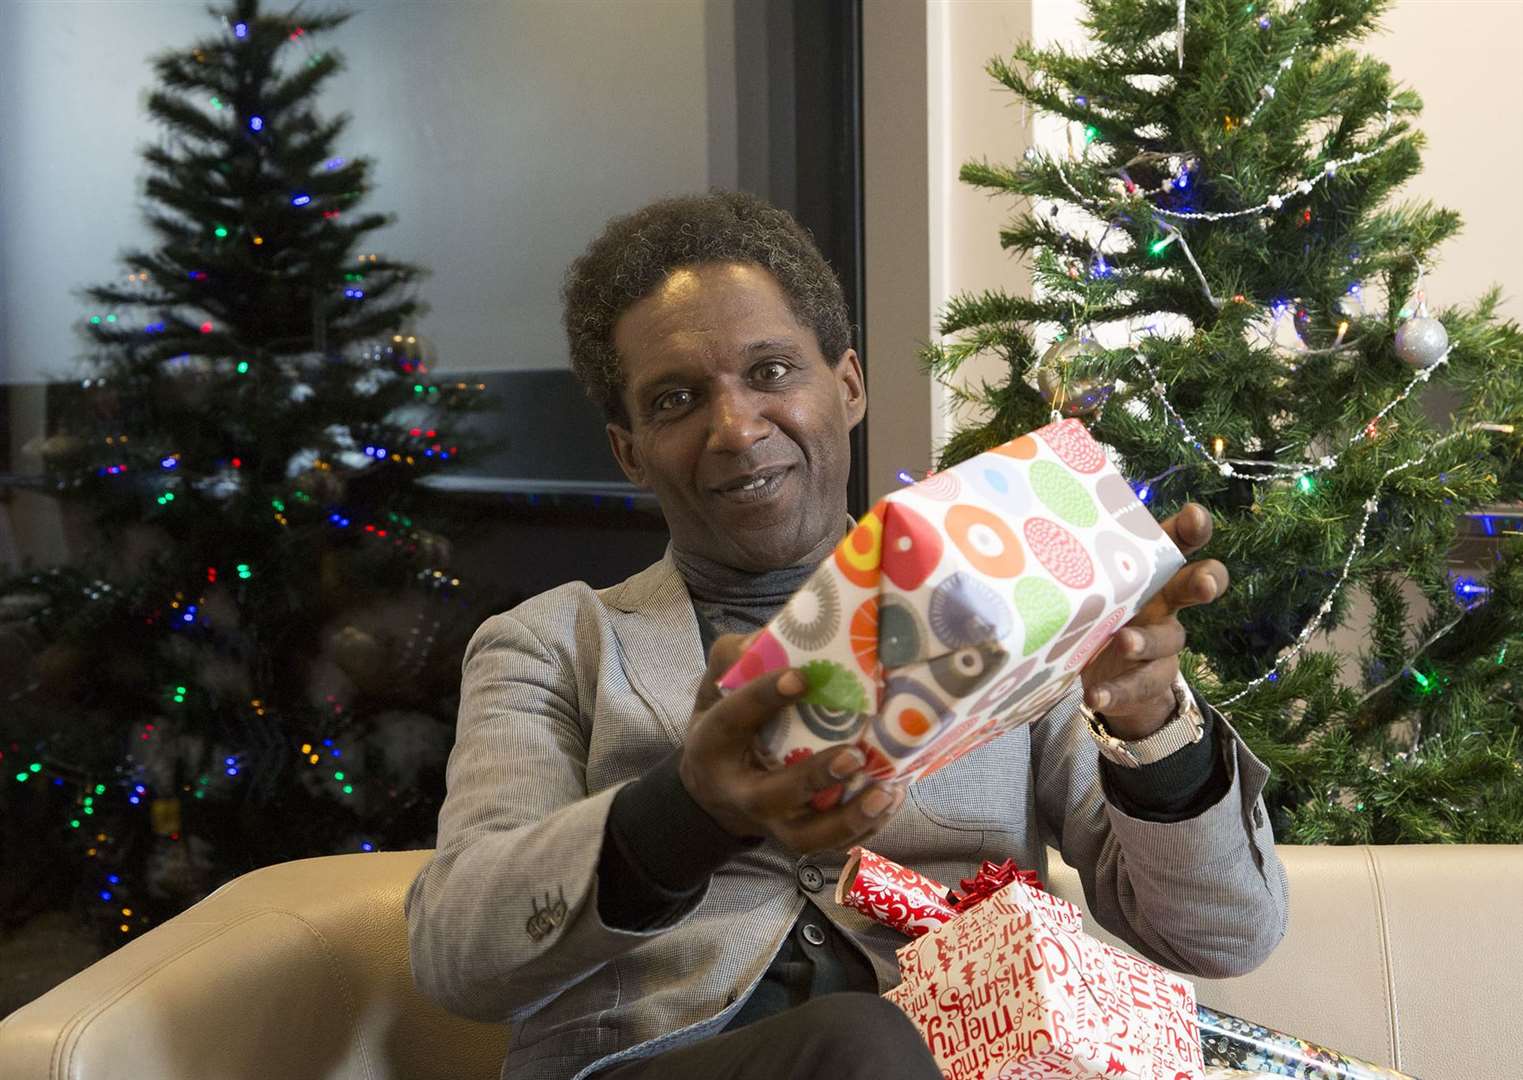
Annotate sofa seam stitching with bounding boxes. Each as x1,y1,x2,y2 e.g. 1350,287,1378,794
52,909,270,1079
1364,845,1400,1069
272,907,377,1079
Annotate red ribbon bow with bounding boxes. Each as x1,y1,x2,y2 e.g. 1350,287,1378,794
948,858,1045,914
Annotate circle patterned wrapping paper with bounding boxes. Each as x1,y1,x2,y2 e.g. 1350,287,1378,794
728,417,1185,779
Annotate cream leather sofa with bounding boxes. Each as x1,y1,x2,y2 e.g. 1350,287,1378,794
1,845,1516,1079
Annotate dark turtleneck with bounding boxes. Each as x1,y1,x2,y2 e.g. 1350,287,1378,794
671,515,854,643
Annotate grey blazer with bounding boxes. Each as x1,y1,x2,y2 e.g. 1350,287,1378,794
405,549,1289,1080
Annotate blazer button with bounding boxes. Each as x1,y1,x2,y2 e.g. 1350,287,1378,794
801,923,827,947
797,863,825,893
1253,805,1265,828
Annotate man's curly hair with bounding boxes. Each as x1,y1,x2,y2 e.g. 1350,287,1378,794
562,190,852,427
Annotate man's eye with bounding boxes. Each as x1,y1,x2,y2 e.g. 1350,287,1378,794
755,360,790,381
655,389,692,412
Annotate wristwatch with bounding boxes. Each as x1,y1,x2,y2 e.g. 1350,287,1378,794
1084,671,1206,768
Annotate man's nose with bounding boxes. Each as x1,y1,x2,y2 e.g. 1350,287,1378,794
707,387,771,453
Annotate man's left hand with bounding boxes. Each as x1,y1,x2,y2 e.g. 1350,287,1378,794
1080,502,1227,739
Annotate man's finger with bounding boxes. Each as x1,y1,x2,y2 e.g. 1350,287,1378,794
699,665,806,748
1086,658,1178,716
746,744,866,818
1159,502,1213,558
779,782,906,854
1156,559,1229,614
694,630,762,712
1110,620,1187,663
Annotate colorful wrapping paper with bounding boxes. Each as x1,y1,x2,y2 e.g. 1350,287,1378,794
717,419,1184,790
1197,1006,1418,1080
882,873,1205,1080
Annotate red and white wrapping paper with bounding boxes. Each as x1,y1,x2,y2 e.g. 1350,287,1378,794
864,861,1203,1080
717,419,1184,792
835,846,958,937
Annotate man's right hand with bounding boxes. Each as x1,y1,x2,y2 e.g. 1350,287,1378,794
677,631,906,853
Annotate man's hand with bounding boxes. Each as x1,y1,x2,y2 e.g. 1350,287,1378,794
678,631,906,852
1081,502,1228,739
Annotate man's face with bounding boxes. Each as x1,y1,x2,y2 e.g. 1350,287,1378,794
607,261,866,572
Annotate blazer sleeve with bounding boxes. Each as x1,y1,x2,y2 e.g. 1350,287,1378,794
404,611,707,1023
1029,685,1290,979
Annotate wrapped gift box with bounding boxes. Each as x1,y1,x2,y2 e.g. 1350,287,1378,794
882,875,1205,1080
718,418,1185,788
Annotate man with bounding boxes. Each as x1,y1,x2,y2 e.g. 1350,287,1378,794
405,191,1288,1080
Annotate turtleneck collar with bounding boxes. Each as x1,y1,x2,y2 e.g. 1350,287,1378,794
671,514,856,639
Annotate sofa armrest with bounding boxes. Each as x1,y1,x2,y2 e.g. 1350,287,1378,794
1048,843,1523,1079
0,850,507,1080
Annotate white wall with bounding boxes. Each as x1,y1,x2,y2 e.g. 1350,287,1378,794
1364,0,1523,324
0,0,738,387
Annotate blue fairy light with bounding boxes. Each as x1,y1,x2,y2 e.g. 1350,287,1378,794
896,470,914,485
234,21,248,37
108,874,121,884
1451,575,1489,606
100,891,113,902
325,157,345,170
360,841,374,852
291,194,312,207
161,457,178,469
250,116,264,132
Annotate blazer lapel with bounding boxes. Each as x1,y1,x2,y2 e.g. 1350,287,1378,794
601,546,704,749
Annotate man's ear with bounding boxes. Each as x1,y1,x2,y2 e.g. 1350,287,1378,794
837,348,867,430
606,421,649,489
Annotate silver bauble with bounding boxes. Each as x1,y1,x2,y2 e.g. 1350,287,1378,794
1036,338,1112,416
1394,317,1449,368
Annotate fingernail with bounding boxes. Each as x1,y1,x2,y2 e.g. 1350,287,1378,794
1091,688,1112,711
1120,630,1140,655
777,670,805,695
829,748,865,778
1200,576,1218,601
862,788,894,817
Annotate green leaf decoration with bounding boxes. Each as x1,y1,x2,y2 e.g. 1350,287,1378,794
800,659,870,714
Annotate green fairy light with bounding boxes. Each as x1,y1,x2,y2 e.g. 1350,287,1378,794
333,771,345,781
236,361,249,374
95,784,105,795
210,96,223,109
1084,125,1099,144
83,806,94,815
1410,669,1432,692
15,773,28,782
29,763,41,773
214,226,229,238
90,316,102,325
1298,475,1315,493
342,784,354,794
1497,644,1508,664
105,314,117,323
272,499,285,512
70,819,81,828
236,563,252,579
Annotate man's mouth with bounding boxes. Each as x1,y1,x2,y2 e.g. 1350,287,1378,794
713,466,791,501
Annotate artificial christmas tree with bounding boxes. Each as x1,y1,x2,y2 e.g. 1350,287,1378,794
0,0,490,947
929,0,1523,843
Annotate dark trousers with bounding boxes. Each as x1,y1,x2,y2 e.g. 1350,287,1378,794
593,993,943,1079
